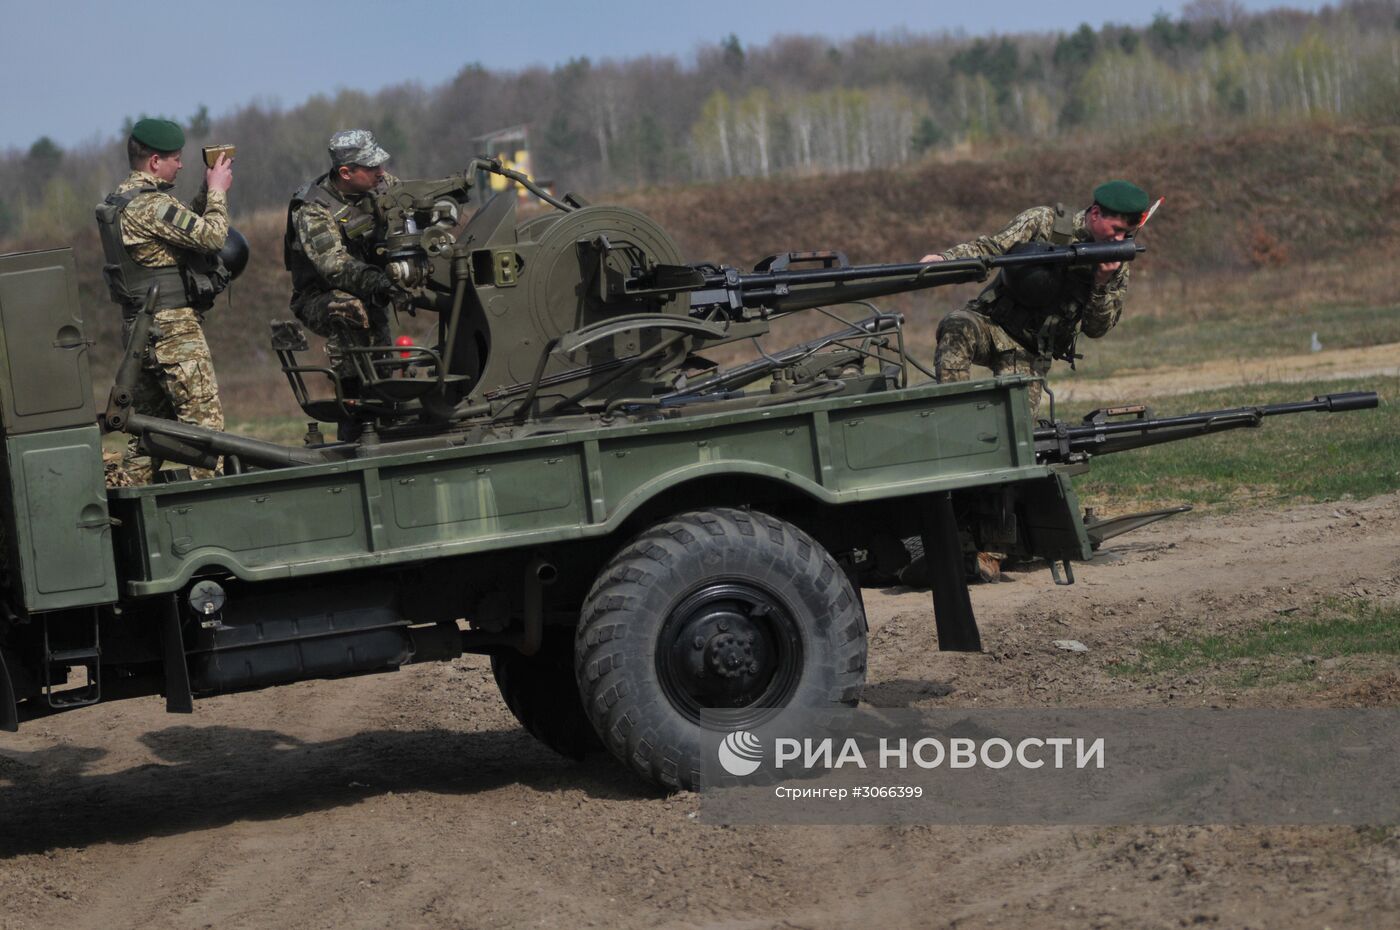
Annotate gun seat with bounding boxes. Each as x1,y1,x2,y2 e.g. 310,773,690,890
271,321,472,430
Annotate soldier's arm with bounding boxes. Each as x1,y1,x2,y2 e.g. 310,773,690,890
125,191,229,254
1080,265,1130,338
293,202,392,298
940,206,1056,261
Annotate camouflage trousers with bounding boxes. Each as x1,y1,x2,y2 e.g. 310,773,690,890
120,307,224,484
934,308,1052,416
291,289,392,382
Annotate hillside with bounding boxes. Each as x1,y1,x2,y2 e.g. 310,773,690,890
11,121,1400,418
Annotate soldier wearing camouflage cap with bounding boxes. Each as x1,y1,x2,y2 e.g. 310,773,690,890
95,117,236,483
921,180,1149,581
283,129,401,394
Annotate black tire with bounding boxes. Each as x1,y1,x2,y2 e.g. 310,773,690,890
491,644,603,760
576,508,867,790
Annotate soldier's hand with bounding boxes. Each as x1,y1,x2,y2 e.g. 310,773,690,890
369,277,397,307
206,154,234,194
1094,261,1121,286
326,297,370,330
920,253,947,263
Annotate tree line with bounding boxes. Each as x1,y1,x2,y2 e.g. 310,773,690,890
1,0,1398,243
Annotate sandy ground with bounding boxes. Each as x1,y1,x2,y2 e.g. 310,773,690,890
9,125,1396,928
1,491,1397,930
1051,341,1400,403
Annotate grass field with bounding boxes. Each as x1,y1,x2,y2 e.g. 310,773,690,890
1109,598,1400,688
1064,376,1399,512
1062,298,1400,381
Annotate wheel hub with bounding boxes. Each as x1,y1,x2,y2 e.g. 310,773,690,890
705,628,759,679
658,582,802,722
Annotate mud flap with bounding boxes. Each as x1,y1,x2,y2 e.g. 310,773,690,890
161,595,194,714
0,648,18,732
918,492,982,652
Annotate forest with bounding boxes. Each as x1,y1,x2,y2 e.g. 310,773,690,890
1,0,1398,242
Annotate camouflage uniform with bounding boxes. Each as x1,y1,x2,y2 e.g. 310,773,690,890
284,173,398,380
110,170,228,482
934,205,1130,415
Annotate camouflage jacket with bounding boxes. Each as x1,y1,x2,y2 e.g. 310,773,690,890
285,173,399,304
941,206,1129,358
117,170,228,268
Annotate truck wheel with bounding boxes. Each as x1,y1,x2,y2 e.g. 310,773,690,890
576,508,867,790
492,643,602,759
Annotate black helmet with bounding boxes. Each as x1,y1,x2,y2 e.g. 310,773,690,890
1000,240,1066,309
218,227,250,280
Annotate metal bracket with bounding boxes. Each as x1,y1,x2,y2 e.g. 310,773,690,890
918,492,983,652
0,648,18,732
161,595,194,714
42,610,101,709
1049,560,1076,586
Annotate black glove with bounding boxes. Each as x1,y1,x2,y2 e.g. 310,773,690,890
369,274,397,307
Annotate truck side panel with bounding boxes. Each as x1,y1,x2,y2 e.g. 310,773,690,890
0,250,95,434
4,426,118,611
108,378,1075,596
0,249,116,614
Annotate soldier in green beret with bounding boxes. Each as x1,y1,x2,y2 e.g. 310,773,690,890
921,180,1149,580
923,179,1149,414
95,117,236,483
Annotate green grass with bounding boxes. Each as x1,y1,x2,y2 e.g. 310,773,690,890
1056,299,1400,381
1109,599,1400,687
1065,376,1400,512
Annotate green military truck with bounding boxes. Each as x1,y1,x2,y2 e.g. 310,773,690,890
0,168,1375,789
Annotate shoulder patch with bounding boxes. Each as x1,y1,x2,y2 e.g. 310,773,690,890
161,204,198,234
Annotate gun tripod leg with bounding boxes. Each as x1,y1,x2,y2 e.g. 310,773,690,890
917,492,983,652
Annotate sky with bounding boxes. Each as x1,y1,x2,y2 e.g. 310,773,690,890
0,0,1327,153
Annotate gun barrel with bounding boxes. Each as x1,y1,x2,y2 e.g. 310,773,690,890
1035,392,1380,461
126,413,331,470
662,313,902,399
104,285,160,430
691,239,1144,318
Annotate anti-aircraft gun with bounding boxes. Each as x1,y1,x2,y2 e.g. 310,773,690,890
0,166,1378,792
106,158,1147,469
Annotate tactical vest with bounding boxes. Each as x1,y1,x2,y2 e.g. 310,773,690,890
981,204,1096,364
283,175,380,295
95,186,229,316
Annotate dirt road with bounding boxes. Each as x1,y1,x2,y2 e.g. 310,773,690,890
2,494,1398,930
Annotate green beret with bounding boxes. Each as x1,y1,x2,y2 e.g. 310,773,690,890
130,118,185,153
1093,180,1150,217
